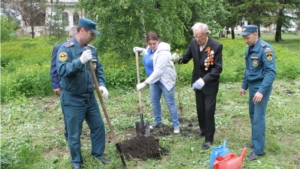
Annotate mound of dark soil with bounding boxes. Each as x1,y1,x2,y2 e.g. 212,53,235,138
112,118,200,161
119,136,169,161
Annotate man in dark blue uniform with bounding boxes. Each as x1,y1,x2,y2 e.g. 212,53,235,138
56,18,110,169
50,26,77,141
239,25,276,161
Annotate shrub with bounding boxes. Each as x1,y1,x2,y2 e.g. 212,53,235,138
1,37,299,103
1,37,54,102
101,52,140,89
0,15,17,42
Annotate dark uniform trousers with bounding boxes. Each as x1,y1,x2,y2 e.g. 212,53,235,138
194,47,220,144
195,90,217,143
61,91,106,166
248,80,272,155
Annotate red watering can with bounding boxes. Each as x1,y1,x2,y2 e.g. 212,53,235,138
213,148,247,169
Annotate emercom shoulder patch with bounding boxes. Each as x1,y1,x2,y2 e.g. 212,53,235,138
58,52,68,62
266,52,273,61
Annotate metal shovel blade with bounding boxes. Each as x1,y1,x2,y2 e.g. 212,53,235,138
135,121,150,137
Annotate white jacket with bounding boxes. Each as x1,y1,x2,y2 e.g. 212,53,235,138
144,42,177,91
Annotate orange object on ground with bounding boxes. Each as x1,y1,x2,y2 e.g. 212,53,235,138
213,148,247,169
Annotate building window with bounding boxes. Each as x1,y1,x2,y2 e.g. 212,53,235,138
64,12,69,25
73,13,79,25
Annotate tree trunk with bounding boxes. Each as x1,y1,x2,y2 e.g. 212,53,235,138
275,8,284,42
295,20,299,35
231,27,235,39
275,25,282,42
31,24,35,39
258,25,261,37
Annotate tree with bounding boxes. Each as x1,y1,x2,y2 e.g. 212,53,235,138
0,15,17,41
220,0,242,39
185,0,229,41
7,0,46,38
45,0,67,40
77,0,190,56
223,0,300,41
275,0,300,41
222,0,279,38
1,0,21,30
77,0,228,57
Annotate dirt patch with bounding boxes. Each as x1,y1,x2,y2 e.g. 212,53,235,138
149,124,201,137
119,136,169,161
115,117,200,161
44,147,69,159
286,89,294,95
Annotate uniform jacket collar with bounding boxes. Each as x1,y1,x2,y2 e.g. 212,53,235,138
249,38,262,53
70,37,85,56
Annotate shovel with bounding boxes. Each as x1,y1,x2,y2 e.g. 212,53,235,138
86,48,126,166
134,51,150,137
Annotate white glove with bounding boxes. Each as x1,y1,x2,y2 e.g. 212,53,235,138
80,49,92,64
133,47,147,56
99,86,109,99
171,53,180,62
136,83,147,91
192,78,205,90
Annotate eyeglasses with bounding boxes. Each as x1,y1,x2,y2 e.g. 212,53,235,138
194,34,205,39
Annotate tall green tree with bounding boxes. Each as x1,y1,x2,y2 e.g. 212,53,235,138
78,0,190,56
275,0,300,41
185,0,229,40
77,0,227,57
220,0,242,39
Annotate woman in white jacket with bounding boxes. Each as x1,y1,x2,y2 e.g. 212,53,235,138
133,31,180,134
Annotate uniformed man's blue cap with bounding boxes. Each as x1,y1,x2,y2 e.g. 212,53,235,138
241,25,258,36
78,18,100,35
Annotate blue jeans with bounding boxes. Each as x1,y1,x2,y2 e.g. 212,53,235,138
150,81,180,128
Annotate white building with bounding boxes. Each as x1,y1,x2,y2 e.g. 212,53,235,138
20,0,82,36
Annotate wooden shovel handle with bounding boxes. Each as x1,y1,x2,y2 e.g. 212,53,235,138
88,60,117,144
135,51,143,114
86,48,126,166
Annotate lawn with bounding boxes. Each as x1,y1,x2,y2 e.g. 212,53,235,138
1,77,300,169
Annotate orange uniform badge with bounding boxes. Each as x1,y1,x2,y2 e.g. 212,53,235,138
59,52,68,62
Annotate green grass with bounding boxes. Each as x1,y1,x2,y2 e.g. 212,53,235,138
1,77,300,169
1,33,300,168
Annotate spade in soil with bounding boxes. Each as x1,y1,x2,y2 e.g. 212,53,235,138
87,58,126,166
134,51,150,137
